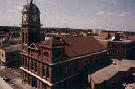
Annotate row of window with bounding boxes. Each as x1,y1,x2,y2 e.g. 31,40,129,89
23,72,48,89
22,56,49,80
28,49,49,58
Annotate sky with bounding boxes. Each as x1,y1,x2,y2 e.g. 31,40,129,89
0,0,135,31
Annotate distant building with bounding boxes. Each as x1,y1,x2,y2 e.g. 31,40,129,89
89,60,135,89
20,1,109,89
0,44,21,68
100,30,118,40
108,33,135,59
92,29,101,36
0,26,21,39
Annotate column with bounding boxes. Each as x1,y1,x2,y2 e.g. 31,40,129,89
28,74,32,86
37,80,42,89
49,67,52,83
25,73,28,84
22,71,25,84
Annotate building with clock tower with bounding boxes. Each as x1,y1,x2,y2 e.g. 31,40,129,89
20,0,108,89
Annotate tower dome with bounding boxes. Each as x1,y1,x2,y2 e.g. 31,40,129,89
23,0,40,14
21,0,42,45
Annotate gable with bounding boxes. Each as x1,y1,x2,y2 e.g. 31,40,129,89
28,43,39,50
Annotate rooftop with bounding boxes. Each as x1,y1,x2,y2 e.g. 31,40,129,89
63,36,107,57
90,59,135,84
125,83,135,89
108,39,134,43
0,44,21,52
38,36,107,58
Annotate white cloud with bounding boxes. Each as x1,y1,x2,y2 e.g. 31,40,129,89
118,12,131,17
96,11,131,17
39,0,44,2
100,0,118,5
96,11,115,16
110,0,118,5
96,11,105,16
15,6,23,10
8,9,17,12
8,6,22,13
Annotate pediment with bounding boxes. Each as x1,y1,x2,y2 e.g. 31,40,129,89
28,43,38,50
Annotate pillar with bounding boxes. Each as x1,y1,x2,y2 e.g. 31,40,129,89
37,80,42,89
28,74,32,86
40,63,43,78
49,67,52,83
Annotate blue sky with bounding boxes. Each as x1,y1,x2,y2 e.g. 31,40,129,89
0,0,135,31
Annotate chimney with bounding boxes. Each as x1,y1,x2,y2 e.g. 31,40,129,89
115,32,121,41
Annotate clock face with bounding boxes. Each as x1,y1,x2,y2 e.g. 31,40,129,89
23,14,27,22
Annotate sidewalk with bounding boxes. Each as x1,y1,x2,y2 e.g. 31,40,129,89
0,77,13,89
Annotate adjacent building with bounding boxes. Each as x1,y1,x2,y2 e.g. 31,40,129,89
89,59,135,89
108,33,135,59
0,44,21,68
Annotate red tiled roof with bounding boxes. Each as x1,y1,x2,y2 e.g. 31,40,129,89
38,36,107,58
62,37,107,57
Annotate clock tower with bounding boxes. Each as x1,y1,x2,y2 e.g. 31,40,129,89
21,0,42,46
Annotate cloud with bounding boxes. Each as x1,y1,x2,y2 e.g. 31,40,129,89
110,0,118,5
8,9,18,12
100,0,118,5
15,6,23,10
96,11,115,16
96,11,105,16
39,0,44,2
96,11,131,17
8,6,22,13
118,12,131,17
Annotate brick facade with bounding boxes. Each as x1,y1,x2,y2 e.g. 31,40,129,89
20,1,108,89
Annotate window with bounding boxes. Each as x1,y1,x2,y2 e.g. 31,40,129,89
46,66,49,78
2,53,3,57
44,51,49,57
31,59,34,70
22,56,24,66
25,58,27,67
22,32,24,43
42,83,47,89
34,61,37,71
65,66,69,74
42,65,46,77
42,65,49,79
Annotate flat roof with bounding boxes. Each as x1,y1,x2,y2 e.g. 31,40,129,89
108,40,134,43
0,77,13,89
90,59,135,84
